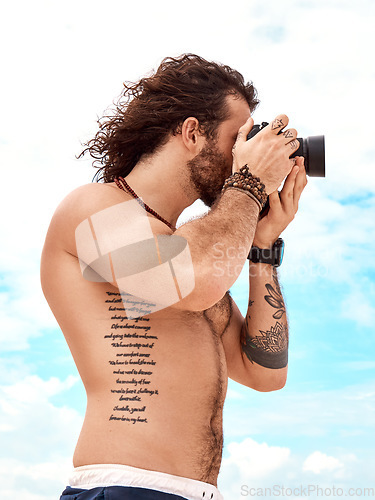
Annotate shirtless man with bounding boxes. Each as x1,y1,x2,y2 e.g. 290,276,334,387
40,54,307,500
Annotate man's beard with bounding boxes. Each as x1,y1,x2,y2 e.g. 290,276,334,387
186,140,232,208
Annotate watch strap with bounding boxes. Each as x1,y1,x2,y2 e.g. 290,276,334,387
247,238,284,267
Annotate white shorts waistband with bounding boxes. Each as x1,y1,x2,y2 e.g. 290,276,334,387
68,463,224,500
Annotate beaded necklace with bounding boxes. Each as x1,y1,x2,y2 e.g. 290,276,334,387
114,176,176,231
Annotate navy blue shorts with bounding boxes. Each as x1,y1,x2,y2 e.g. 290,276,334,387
60,485,188,499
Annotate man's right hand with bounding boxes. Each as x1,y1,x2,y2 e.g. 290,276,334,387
231,114,300,195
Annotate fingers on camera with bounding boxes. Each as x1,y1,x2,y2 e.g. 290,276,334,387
237,117,254,142
282,128,297,143
270,114,289,133
288,139,300,153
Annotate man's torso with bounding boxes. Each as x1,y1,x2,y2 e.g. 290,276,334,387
40,183,234,486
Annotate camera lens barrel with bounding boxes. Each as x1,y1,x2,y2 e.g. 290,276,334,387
308,135,325,177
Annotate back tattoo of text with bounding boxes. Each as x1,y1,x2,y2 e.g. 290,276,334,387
104,292,158,424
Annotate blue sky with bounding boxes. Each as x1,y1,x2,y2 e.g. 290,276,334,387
1,0,374,499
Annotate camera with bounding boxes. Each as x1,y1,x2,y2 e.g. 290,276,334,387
247,121,325,177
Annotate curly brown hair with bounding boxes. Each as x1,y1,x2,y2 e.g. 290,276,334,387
78,53,259,183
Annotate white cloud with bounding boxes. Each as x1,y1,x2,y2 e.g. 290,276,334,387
223,437,291,478
0,298,39,351
0,355,35,384
2,374,78,404
340,287,375,328
245,1,375,192
0,280,61,351
303,451,344,474
223,380,375,440
218,436,367,500
226,388,246,400
0,375,82,463
338,361,375,371
278,186,375,285
0,374,83,498
0,457,72,500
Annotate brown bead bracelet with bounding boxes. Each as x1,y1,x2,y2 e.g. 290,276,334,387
221,164,268,210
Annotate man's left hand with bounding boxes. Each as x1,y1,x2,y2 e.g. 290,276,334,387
253,156,308,249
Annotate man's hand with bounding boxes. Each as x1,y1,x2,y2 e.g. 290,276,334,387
253,156,308,249
232,114,300,195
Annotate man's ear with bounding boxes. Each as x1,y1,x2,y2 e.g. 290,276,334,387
181,117,205,153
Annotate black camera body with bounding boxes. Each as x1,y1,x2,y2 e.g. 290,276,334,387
247,122,325,177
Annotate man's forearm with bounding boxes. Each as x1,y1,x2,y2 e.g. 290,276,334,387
174,189,260,309
241,263,289,370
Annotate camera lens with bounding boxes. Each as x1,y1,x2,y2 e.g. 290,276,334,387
292,135,325,177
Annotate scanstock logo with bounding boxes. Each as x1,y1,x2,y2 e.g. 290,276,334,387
75,198,195,319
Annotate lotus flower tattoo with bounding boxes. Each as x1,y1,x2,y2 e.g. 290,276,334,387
249,321,288,353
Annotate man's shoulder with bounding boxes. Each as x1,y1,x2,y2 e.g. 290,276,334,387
44,182,132,256
55,182,130,222
45,182,172,257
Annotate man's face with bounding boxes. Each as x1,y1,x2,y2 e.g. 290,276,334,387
187,95,251,207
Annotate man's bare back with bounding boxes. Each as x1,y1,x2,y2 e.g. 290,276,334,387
41,183,237,486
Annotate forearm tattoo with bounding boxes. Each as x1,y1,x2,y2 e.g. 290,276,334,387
105,292,159,424
265,268,286,320
241,269,288,369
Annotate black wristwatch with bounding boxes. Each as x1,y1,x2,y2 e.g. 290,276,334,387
247,238,285,267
